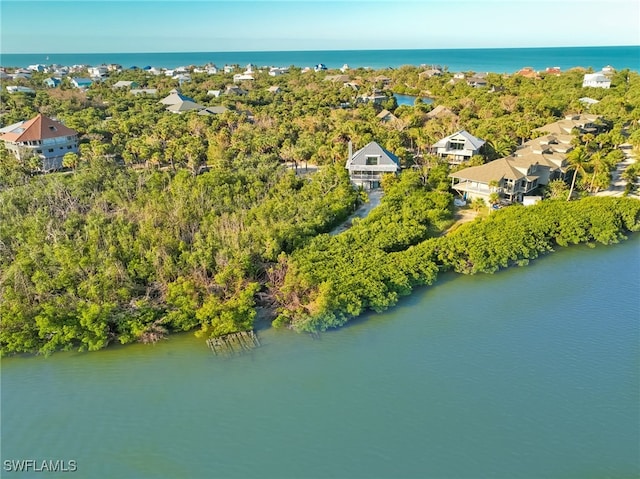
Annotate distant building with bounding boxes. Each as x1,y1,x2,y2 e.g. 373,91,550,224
43,77,61,88
112,80,139,89
71,77,92,89
0,114,79,171
582,72,611,88
345,141,400,189
6,86,36,94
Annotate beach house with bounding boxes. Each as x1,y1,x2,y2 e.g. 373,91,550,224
431,130,486,165
0,114,78,171
582,72,611,89
345,141,400,189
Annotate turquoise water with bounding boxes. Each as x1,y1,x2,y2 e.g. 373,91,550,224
2,236,639,478
2,46,638,72
393,94,433,107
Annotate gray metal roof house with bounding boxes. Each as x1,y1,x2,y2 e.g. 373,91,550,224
345,141,400,189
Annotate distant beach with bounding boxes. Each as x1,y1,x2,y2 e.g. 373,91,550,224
2,45,638,72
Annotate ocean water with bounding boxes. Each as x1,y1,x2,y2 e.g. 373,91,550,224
2,235,639,479
2,45,638,73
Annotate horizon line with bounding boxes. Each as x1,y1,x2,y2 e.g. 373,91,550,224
3,44,639,56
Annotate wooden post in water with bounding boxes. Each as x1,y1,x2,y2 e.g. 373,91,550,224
206,330,260,356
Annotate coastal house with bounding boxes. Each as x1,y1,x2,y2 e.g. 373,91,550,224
356,89,388,105
267,85,281,94
225,85,247,96
43,77,61,88
233,73,254,83
27,64,47,72
467,76,488,88
516,67,539,79
71,77,92,89
544,67,562,76
582,72,611,88
345,141,400,189
88,65,108,78
198,106,229,116
376,109,399,123
431,130,485,165
159,89,204,113
449,156,545,203
419,68,442,79
0,114,78,171
534,114,601,136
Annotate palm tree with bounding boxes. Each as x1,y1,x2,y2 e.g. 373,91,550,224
566,146,590,201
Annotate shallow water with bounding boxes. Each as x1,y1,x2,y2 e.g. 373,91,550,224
2,236,639,478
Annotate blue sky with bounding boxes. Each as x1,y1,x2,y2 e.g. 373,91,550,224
2,0,639,53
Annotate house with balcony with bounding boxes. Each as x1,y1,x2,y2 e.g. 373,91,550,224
345,141,400,189
431,130,485,165
449,156,545,203
0,114,78,171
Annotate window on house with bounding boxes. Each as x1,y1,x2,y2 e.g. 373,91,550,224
449,140,464,150
36,149,42,154
365,156,378,166
48,148,54,152
49,126,57,132
67,146,72,149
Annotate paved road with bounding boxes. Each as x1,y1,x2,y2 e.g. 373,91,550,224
329,189,384,235
596,146,638,198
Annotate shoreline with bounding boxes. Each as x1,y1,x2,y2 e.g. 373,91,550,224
2,45,638,72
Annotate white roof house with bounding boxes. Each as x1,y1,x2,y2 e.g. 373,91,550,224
582,72,611,89
345,141,400,189
432,130,486,165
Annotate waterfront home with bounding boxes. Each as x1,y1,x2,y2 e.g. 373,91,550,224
449,156,545,203
582,72,611,88
113,80,139,89
267,85,281,94
419,68,442,79
431,130,486,165
345,141,400,189
340,64,350,72
43,77,61,88
356,89,388,105
0,113,78,171
71,77,92,89
314,64,327,72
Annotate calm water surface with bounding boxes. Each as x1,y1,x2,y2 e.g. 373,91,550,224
2,236,639,479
